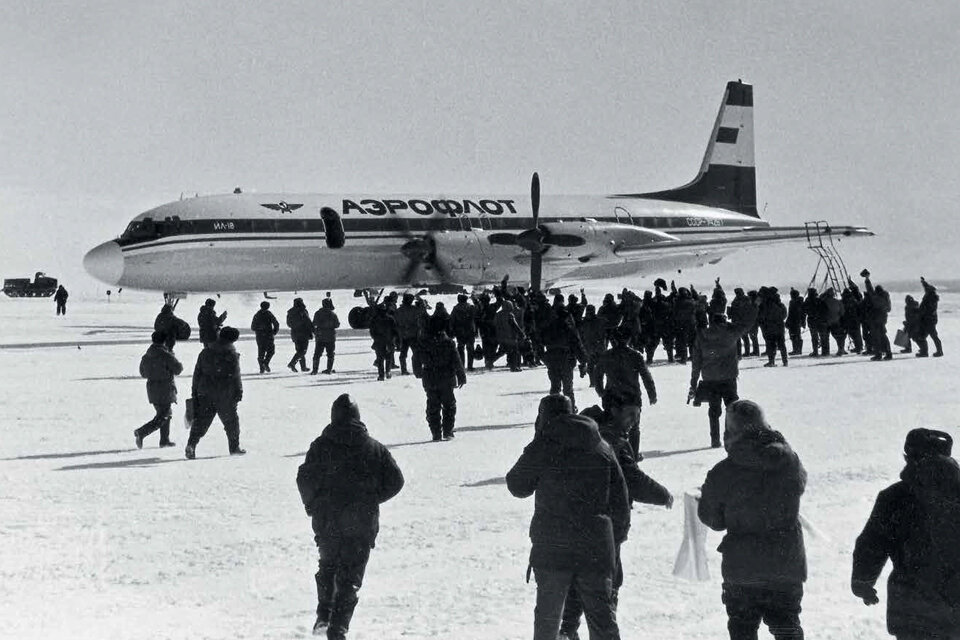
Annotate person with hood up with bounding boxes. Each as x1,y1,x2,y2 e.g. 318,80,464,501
852,428,960,639
198,298,227,347
185,326,244,459
250,301,280,373
135,330,183,449
698,400,807,640
689,313,750,448
558,405,673,640
54,284,69,315
786,288,806,356
412,314,467,441
506,394,629,640
311,297,340,375
286,298,314,373
449,293,478,371
901,295,921,354
296,394,405,639
541,306,587,411
494,299,525,372
154,303,191,351
918,276,944,358
594,325,657,460
728,288,757,360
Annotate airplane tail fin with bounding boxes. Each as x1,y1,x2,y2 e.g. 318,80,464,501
623,80,758,217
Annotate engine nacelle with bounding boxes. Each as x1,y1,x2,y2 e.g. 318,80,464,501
538,220,677,262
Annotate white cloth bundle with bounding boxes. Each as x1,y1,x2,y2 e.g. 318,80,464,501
672,490,710,582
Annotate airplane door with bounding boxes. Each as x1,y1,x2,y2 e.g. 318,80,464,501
320,207,345,248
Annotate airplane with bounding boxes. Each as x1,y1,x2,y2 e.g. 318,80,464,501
84,80,872,298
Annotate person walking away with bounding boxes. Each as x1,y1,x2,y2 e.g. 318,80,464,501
802,289,825,356
863,270,893,361
580,305,608,386
852,428,960,639
822,288,847,355
154,303,191,351
559,405,673,640
901,296,921,355
699,400,807,640
54,284,68,315
506,394,629,640
689,312,750,448
393,293,423,375
296,394,405,639
367,303,398,380
135,330,182,449
412,315,466,441
185,326,244,459
785,288,806,356
198,298,227,347
594,325,657,459
918,276,944,357
312,298,340,374
541,306,587,411
841,286,864,354
494,300,525,372
251,301,280,373
759,288,789,367
728,288,755,360
673,288,698,365
286,298,314,373
450,294,478,372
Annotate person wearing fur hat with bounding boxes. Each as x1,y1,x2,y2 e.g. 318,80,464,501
185,326,244,459
689,312,751,448
506,394,629,640
198,298,227,348
698,400,807,640
250,301,279,373
286,297,314,373
449,293,478,371
918,276,944,357
412,314,466,441
296,394,405,639
135,330,183,449
311,297,340,375
852,428,960,639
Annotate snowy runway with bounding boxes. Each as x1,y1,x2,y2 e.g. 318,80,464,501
1,291,956,639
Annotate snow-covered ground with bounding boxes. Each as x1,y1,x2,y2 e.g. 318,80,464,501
0,288,956,639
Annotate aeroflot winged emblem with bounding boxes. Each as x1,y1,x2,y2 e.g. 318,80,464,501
260,201,303,213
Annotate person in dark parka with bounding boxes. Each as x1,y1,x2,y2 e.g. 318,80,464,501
135,330,183,448
690,313,750,448
541,306,587,411
154,303,191,351
758,288,789,367
250,301,280,373
580,305,608,386
863,271,893,361
297,394,405,639
198,298,227,347
185,326,244,459
54,284,68,315
918,277,944,357
901,296,921,355
394,293,424,375
594,325,657,460
802,289,825,357
507,394,629,640
412,314,467,441
494,300,525,372
728,288,757,360
286,297,314,373
699,400,807,640
311,297,340,375
449,294,478,372
786,288,806,356
368,303,399,381
841,286,864,354
559,405,673,639
852,428,960,639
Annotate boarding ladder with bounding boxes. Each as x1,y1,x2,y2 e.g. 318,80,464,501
805,221,850,293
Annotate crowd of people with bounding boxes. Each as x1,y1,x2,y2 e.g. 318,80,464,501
130,272,951,639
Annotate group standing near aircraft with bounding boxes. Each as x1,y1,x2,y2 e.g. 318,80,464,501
83,81,872,295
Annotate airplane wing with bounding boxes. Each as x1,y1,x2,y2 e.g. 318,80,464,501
612,225,873,260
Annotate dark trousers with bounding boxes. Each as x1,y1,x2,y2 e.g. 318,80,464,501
871,322,892,357
424,384,456,437
289,339,309,370
56,301,66,315
919,325,943,355
481,335,498,368
722,583,803,640
764,332,788,365
787,326,802,354
255,334,275,372
700,379,739,446
533,568,619,640
374,343,394,379
312,340,335,373
136,402,172,444
546,359,576,410
313,535,371,637
398,337,416,373
502,342,521,370
808,325,822,355
675,326,695,363
561,549,624,636
455,337,475,370
748,329,760,355
829,324,846,353
187,396,240,452
816,326,831,355
844,322,863,352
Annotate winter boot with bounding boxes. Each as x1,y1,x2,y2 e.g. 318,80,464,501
764,361,776,367
185,444,196,460
159,440,176,448
934,350,944,357
916,351,929,358
134,429,144,449
323,355,335,374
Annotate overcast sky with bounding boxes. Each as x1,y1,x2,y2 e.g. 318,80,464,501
2,1,958,295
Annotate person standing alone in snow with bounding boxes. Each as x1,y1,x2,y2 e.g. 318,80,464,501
250,301,280,373
54,284,68,315
412,314,467,441
296,394,405,639
135,330,182,449
698,399,807,640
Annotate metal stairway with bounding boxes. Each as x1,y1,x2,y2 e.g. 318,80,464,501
805,221,851,293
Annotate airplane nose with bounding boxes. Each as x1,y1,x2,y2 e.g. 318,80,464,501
83,241,124,285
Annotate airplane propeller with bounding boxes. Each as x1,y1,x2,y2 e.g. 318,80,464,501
487,172,585,291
